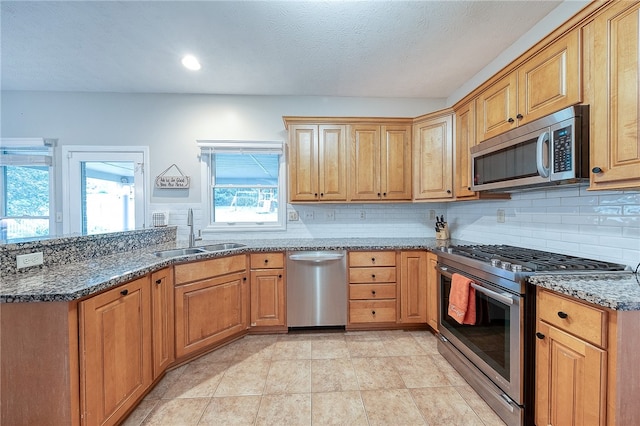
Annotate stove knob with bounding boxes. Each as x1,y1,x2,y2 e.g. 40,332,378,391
511,264,523,272
491,259,501,267
501,262,512,270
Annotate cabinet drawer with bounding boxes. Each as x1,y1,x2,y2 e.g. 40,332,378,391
349,283,396,300
349,267,396,283
349,300,396,323
537,289,607,347
174,255,247,285
250,252,284,269
349,251,396,267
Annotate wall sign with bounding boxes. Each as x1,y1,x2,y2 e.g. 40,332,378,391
155,164,190,189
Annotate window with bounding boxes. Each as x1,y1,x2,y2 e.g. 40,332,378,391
0,138,55,241
199,141,285,231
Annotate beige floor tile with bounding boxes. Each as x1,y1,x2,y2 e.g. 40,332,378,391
142,397,209,425
232,334,278,361
351,357,405,390
409,330,440,354
311,337,350,359
311,358,359,392
121,399,157,426
255,393,311,426
144,365,187,400
191,342,238,365
271,339,312,359
198,395,261,425
312,391,368,425
162,361,228,399
344,331,382,341
361,388,426,425
411,387,485,426
346,339,388,358
214,358,271,396
390,355,451,388
379,334,426,356
264,359,311,394
455,385,507,426
431,353,469,386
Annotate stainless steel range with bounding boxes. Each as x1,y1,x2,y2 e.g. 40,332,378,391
434,244,630,426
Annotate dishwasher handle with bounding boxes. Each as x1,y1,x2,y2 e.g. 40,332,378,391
288,252,345,262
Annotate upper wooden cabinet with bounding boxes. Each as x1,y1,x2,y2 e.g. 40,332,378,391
585,1,640,190
288,124,348,202
477,30,581,142
413,111,454,200
454,99,477,199
349,124,412,201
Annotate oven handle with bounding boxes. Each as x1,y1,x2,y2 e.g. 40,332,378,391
437,265,515,306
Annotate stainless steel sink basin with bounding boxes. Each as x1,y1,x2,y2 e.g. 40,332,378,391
153,248,205,258
201,242,247,251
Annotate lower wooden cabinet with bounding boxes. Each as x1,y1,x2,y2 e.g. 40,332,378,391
79,276,152,426
426,252,439,331
150,267,174,379
250,253,286,328
398,251,427,324
347,251,397,326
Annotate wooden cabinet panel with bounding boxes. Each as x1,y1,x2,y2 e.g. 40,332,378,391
174,255,246,285
399,251,427,324
250,252,285,269
318,125,348,200
535,320,606,426
288,125,318,201
349,300,397,323
349,124,381,200
381,125,412,200
476,73,518,142
79,276,152,426
413,112,454,200
426,252,438,331
150,267,174,379
349,251,396,267
250,269,286,327
349,283,397,300
348,267,396,284
588,1,640,190
454,100,476,199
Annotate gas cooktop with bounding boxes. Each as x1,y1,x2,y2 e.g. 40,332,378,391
437,244,630,274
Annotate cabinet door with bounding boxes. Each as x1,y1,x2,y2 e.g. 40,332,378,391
517,30,581,125
454,100,477,198
413,114,454,200
426,252,439,331
589,1,640,190
174,272,248,358
150,267,174,379
476,73,518,142
349,124,381,200
80,276,152,426
289,125,319,201
399,251,427,324
381,125,412,200
250,269,286,327
535,321,607,426
318,125,348,201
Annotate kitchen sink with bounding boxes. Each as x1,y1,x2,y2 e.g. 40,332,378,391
152,248,205,258
201,242,247,251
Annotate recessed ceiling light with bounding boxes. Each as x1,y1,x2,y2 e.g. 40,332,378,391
181,55,201,71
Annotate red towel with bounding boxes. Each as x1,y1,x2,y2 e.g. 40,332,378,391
447,273,477,325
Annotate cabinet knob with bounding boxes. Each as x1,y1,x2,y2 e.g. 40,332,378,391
377,192,381,197
535,332,545,340
314,193,318,197
243,277,247,281
120,289,128,296
516,114,523,120
446,189,451,194
467,186,471,191
371,310,376,315
371,274,376,279
155,279,162,285
371,257,376,263
383,192,387,197
278,274,282,278
264,259,269,264
592,167,603,174
320,193,324,197
508,117,515,123
557,311,568,319
372,290,376,295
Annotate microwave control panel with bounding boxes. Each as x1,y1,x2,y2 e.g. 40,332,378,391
552,125,573,173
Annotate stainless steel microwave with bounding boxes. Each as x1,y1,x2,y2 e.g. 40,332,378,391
471,105,589,191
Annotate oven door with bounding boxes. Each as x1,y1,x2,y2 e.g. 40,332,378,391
437,263,524,405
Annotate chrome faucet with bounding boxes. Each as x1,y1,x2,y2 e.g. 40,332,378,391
187,208,202,248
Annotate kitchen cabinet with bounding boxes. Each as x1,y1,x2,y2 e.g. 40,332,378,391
287,124,348,202
476,30,581,142
426,251,439,331
174,255,249,359
349,124,412,201
584,0,640,190
454,99,477,199
413,111,454,200
150,267,174,379
398,251,427,324
79,276,152,426
348,251,398,327
249,252,286,329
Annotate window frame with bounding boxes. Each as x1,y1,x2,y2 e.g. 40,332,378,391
198,140,286,232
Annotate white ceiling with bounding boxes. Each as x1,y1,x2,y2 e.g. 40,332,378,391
1,1,564,99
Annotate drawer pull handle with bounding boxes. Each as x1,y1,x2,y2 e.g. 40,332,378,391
243,277,247,281
120,289,128,296
535,332,545,340
371,257,376,263
371,310,376,315
155,279,162,285
371,290,376,295
264,259,269,264
557,311,568,319
372,274,376,279
278,274,282,278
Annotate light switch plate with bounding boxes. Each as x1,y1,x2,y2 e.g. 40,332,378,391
17,252,44,269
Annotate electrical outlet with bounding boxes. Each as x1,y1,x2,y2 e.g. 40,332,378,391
325,210,335,221
55,212,63,223
17,252,44,269
288,211,299,221
359,210,366,220
497,209,505,223
429,210,436,221
303,211,314,220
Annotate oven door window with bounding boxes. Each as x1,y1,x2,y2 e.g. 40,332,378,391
440,274,511,381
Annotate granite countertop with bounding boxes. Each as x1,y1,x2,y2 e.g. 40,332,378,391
0,238,449,303
527,273,640,311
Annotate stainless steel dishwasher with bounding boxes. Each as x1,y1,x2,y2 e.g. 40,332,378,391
286,250,347,327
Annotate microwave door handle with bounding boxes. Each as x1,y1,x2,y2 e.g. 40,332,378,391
536,131,550,178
